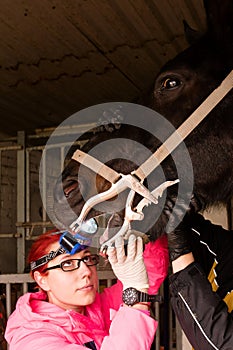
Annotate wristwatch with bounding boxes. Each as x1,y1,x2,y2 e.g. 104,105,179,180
122,287,162,306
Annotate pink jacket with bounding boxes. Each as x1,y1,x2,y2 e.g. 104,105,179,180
5,236,168,350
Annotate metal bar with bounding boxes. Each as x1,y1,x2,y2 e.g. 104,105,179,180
16,221,53,227
106,279,112,288
169,302,174,349
0,274,33,283
26,140,85,152
26,150,30,240
0,145,22,151
42,148,47,229
0,123,95,145
60,146,65,172
17,131,26,273
23,282,28,294
0,136,17,143
0,151,2,231
5,283,11,319
29,123,98,138
155,301,160,349
0,233,21,238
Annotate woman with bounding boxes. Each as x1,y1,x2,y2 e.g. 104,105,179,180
5,229,168,350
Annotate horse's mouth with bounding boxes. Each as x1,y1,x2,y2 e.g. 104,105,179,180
56,175,186,247
98,212,123,245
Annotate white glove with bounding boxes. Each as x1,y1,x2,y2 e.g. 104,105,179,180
107,234,149,291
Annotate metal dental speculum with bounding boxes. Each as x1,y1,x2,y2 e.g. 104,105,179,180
60,149,179,254
99,179,179,252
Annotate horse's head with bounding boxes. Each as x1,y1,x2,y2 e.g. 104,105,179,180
52,0,233,243
150,0,233,210
53,123,166,236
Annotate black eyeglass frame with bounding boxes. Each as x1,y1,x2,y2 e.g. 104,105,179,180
43,254,99,272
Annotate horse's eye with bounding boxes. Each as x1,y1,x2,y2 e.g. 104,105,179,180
161,78,181,90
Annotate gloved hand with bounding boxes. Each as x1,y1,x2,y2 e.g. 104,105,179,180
107,234,149,291
143,234,169,294
164,196,196,262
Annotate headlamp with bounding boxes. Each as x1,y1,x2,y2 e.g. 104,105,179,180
59,218,98,254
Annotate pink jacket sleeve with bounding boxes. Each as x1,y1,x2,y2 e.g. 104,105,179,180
101,306,157,350
143,234,169,294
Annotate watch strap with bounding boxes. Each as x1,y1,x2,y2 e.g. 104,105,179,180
139,291,163,303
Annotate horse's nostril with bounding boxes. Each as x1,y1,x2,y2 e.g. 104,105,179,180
64,181,79,198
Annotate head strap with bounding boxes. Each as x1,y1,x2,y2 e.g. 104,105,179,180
30,247,66,271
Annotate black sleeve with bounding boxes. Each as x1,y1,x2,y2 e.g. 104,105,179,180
189,214,233,294
169,262,233,350
190,213,233,256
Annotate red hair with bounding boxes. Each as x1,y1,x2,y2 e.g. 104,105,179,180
28,229,62,278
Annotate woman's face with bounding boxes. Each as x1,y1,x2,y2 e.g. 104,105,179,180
35,243,98,313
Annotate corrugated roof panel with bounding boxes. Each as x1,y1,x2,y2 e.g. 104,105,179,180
0,0,207,137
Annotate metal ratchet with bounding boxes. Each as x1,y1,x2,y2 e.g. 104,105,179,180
99,179,179,251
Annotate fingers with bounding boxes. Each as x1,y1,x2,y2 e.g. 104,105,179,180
115,236,126,263
127,234,137,261
136,235,143,256
107,246,117,265
107,234,142,265
127,235,143,262
107,235,126,265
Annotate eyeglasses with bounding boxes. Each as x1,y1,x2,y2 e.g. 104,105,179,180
43,254,99,272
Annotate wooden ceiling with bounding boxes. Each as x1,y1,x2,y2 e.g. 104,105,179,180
0,0,206,137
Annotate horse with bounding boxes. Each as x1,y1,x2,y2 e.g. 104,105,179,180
52,0,233,243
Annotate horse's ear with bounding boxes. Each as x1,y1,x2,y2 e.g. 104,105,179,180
183,20,202,45
204,0,233,49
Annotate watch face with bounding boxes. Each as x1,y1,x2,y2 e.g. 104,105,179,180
122,288,138,306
